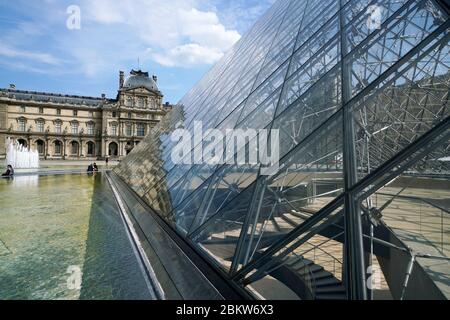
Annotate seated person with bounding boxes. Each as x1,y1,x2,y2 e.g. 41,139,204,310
2,165,14,177
93,163,99,172
87,164,94,173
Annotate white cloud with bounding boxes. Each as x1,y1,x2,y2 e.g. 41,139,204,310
0,44,60,65
179,8,241,49
149,44,224,67
88,0,125,24
83,0,241,67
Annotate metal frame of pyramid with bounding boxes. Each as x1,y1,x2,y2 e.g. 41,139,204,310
114,0,450,300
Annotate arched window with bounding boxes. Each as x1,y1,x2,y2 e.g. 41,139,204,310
87,142,95,156
54,141,62,155
18,139,27,147
109,142,118,157
71,141,79,155
36,140,45,155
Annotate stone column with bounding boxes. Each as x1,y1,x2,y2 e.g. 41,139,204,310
80,139,84,158
63,139,67,160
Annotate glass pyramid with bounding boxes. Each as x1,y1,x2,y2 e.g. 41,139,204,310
115,0,450,300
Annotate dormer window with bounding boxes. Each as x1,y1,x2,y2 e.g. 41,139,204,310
126,97,133,107
138,97,145,108
111,124,118,136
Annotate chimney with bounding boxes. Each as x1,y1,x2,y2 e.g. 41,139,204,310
119,71,124,88
152,75,158,83
9,84,16,90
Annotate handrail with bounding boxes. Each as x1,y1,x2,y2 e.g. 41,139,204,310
373,190,449,257
376,192,450,215
291,252,316,298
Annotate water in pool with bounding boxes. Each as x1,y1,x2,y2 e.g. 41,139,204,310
0,173,154,300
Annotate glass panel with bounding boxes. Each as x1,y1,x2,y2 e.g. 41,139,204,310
191,184,257,272
273,66,342,158
353,33,450,181
242,205,345,300
346,0,447,98
233,113,344,270
111,0,450,300
357,130,450,300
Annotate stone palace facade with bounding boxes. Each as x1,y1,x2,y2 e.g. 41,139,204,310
0,69,172,160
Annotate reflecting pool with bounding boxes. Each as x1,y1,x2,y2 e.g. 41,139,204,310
0,173,154,300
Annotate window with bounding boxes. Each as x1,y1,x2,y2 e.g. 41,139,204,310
126,97,133,107
126,124,132,136
112,111,117,118
71,141,79,155
128,112,132,119
37,121,44,133
57,109,61,116
54,141,62,155
137,124,145,137
71,123,79,134
138,98,145,108
111,124,118,136
20,106,26,113
18,119,26,131
55,122,62,134
36,140,45,155
88,123,94,135
87,142,95,156
73,110,78,116
109,142,118,157
39,107,44,114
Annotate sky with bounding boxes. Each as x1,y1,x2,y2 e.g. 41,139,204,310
0,0,275,103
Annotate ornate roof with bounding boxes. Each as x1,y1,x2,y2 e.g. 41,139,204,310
123,69,159,92
0,88,111,107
